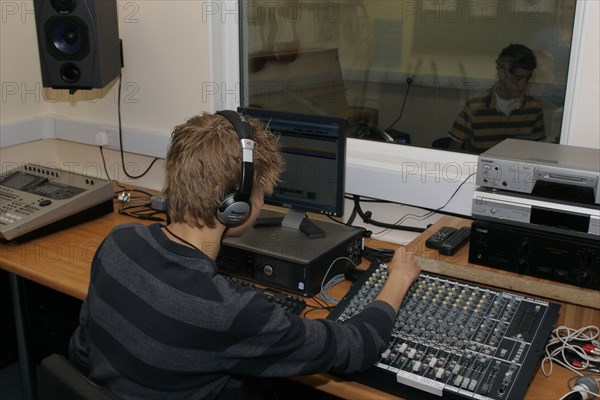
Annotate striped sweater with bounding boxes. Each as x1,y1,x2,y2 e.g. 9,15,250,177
69,222,396,399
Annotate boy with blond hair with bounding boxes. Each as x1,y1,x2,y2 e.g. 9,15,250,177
70,110,421,399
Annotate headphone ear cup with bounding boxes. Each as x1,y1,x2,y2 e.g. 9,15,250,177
214,110,255,226
216,193,252,225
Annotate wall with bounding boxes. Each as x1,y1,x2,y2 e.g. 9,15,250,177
1,0,214,133
0,0,49,123
563,0,600,148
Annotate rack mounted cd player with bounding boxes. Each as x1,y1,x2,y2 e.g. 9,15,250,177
472,187,600,240
476,139,600,204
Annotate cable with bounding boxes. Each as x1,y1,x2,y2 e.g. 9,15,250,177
97,75,160,181
352,195,425,233
115,187,168,222
362,246,395,263
115,74,160,179
317,256,359,305
432,172,476,212
386,77,413,130
560,375,600,400
346,171,475,236
118,203,166,222
319,274,346,305
99,145,111,180
542,326,600,377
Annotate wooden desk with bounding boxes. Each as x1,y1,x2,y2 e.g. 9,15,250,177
1,210,598,400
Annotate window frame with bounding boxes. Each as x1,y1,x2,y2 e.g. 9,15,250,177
210,0,590,216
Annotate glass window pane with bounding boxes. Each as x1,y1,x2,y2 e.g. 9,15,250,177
240,0,576,154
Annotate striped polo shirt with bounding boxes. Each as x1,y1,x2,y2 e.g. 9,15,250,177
449,84,546,153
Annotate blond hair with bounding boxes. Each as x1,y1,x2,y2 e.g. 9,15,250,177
163,112,282,228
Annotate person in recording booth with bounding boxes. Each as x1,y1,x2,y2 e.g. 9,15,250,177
448,43,546,153
68,110,421,399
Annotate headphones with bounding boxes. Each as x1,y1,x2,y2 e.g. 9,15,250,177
215,110,255,226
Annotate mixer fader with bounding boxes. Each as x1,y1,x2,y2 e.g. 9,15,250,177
328,262,560,400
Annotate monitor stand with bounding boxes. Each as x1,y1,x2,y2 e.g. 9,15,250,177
253,209,326,239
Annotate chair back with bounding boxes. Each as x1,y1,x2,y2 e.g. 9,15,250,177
38,354,119,400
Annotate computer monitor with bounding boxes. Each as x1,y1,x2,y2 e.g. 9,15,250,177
238,107,348,239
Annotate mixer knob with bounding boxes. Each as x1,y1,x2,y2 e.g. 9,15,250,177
577,270,592,286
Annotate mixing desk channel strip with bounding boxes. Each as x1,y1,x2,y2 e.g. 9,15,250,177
328,261,560,400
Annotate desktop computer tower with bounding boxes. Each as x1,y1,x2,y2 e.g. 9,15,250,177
217,213,363,296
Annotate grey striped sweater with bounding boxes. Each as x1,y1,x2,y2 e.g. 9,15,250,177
69,222,396,399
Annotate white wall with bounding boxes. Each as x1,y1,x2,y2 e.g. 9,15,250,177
1,0,215,133
0,0,49,123
563,0,600,149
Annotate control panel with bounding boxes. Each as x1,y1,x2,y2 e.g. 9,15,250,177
328,262,560,399
1,164,114,241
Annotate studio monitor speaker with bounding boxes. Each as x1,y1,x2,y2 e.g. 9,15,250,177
33,0,122,91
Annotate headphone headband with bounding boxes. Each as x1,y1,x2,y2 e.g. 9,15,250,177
215,110,255,225
217,110,254,141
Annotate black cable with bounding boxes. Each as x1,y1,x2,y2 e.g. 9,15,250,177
362,246,395,263
386,77,413,130
160,224,200,250
429,171,476,214
115,74,160,179
301,307,329,318
346,205,358,225
349,170,476,235
99,145,112,181
352,195,425,233
344,194,394,204
116,189,168,221
118,202,166,222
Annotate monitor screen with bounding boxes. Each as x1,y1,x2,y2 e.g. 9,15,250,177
239,107,348,238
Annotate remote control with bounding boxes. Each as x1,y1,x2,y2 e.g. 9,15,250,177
438,226,471,256
425,226,457,249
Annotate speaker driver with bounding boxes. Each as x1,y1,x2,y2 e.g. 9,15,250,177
60,63,81,83
46,17,89,58
51,0,77,13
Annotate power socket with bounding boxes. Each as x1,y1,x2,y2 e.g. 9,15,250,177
94,130,119,148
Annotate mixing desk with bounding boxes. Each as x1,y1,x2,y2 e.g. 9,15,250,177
328,262,560,400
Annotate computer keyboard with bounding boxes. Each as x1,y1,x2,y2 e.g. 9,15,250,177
259,287,307,314
223,274,307,315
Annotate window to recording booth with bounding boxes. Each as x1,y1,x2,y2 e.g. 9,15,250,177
239,0,577,154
